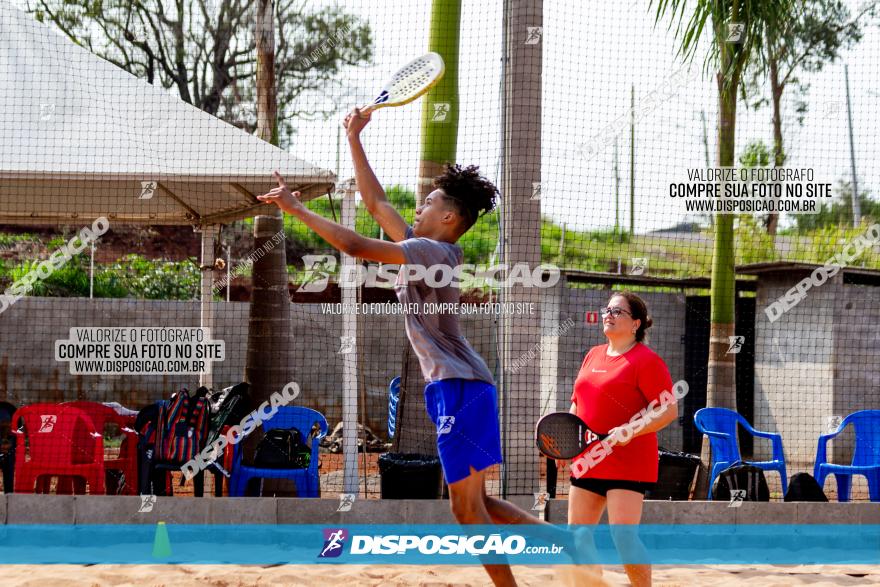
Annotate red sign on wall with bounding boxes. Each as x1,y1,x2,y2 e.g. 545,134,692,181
585,311,598,324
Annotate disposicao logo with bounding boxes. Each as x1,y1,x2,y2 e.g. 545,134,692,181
318,528,348,558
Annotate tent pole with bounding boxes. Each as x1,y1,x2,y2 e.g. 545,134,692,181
341,179,359,496
89,241,95,299
199,225,219,389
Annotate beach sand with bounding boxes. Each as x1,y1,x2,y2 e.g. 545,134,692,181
0,564,878,586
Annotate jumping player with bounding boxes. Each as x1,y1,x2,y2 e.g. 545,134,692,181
258,107,592,587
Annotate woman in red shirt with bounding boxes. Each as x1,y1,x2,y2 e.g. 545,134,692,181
567,291,677,587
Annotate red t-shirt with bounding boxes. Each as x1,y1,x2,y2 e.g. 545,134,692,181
570,342,673,482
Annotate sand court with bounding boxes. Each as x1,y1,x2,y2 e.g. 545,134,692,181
0,564,878,586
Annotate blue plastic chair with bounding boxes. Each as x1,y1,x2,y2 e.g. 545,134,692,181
694,407,788,499
230,406,327,498
388,377,401,438
814,410,880,502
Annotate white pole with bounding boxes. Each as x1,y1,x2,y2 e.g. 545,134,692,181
341,179,359,495
199,225,219,388
379,227,384,269
558,222,566,261
226,244,231,302
844,65,861,226
89,241,95,298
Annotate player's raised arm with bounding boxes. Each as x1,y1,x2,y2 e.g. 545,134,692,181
259,171,406,266
343,108,410,242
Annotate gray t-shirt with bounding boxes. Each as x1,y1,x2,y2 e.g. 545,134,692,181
394,226,494,384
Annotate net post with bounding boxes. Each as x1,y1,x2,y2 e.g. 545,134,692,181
340,179,360,495
199,224,219,389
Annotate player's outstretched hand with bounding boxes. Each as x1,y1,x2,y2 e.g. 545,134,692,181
343,107,372,137
257,171,304,215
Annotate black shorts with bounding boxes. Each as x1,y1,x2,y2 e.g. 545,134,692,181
569,477,657,497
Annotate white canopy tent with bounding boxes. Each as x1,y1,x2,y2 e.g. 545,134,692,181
0,4,336,389
0,3,334,226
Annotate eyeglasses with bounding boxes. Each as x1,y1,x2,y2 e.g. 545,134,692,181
601,306,632,318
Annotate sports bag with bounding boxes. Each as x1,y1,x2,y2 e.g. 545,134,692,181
205,382,251,447
713,463,770,501
134,400,166,495
254,428,311,469
154,388,210,466
784,472,828,502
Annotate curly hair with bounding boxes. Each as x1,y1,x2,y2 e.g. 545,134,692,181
432,163,498,231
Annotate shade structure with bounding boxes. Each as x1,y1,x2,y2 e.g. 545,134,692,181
0,3,336,227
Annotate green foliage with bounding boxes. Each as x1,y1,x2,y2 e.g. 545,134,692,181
787,182,880,233
6,255,126,298
781,223,880,270
0,253,199,300
739,140,771,169
743,0,874,119
0,233,39,247
735,215,778,265
46,236,66,250
651,0,797,89
101,255,199,300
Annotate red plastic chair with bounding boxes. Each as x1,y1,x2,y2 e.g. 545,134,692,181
12,403,105,494
64,401,138,495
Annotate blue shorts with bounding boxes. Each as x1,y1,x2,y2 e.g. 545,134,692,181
424,378,504,484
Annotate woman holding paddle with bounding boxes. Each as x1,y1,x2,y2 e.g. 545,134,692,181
567,291,678,587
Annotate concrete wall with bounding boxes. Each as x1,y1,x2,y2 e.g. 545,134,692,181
753,273,837,471
832,282,880,468
3,278,878,497
753,271,880,493
0,287,689,453
0,297,489,437
1,494,878,525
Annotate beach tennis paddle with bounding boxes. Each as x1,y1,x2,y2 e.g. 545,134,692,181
535,412,609,460
356,52,445,116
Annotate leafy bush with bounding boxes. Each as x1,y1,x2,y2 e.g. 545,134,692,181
735,216,778,265
0,233,39,247
100,255,199,300
6,255,129,298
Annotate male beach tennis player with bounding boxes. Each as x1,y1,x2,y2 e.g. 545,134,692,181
258,107,594,587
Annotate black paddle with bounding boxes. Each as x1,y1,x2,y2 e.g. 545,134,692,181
535,412,609,459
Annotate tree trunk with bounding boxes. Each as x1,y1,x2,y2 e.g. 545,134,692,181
695,11,742,499
416,0,461,203
767,26,784,239
242,0,293,487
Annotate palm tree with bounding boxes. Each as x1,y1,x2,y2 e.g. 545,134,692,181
652,0,795,494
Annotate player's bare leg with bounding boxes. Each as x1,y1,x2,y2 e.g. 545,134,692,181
566,485,607,578
606,489,651,587
448,467,517,587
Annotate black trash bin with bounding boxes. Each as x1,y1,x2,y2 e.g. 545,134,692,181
378,452,443,499
645,448,701,500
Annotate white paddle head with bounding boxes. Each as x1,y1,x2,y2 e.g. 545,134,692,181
360,52,445,114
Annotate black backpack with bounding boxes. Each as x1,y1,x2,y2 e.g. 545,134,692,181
254,428,311,469
784,472,828,502
713,463,770,501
